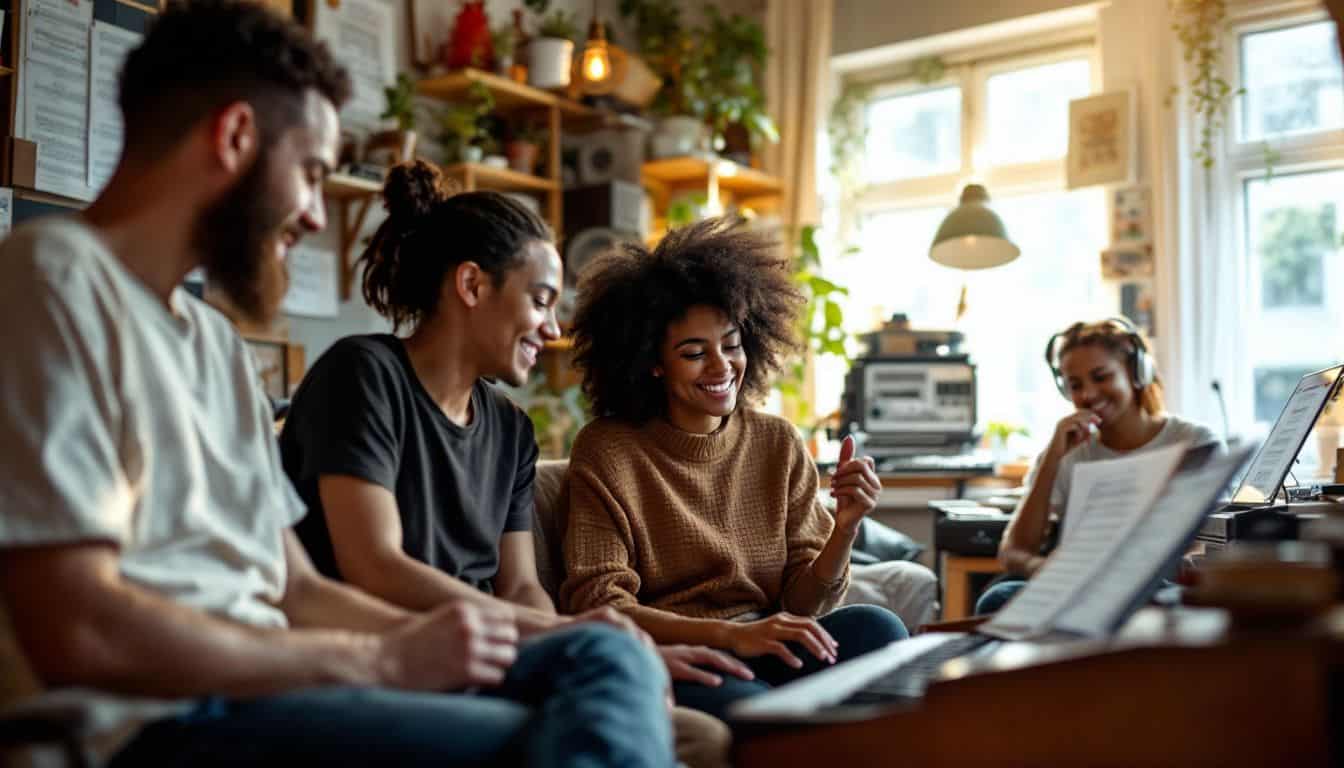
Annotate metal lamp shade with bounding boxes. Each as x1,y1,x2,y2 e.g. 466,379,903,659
929,184,1021,270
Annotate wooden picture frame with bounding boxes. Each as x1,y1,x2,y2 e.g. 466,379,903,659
243,334,305,401
1067,90,1136,189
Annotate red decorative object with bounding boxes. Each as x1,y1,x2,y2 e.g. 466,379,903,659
444,1,494,70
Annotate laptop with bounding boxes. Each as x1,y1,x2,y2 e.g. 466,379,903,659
1223,364,1342,509
729,443,1256,722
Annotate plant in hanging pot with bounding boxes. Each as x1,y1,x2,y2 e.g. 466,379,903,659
526,0,578,90
505,121,546,176
369,72,419,166
437,81,495,164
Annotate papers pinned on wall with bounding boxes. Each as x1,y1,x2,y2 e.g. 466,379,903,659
88,23,142,193
281,245,340,319
23,0,94,201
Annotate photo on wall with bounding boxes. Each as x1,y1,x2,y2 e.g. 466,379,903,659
1120,281,1156,338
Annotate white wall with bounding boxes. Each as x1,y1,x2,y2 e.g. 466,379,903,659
832,0,1098,57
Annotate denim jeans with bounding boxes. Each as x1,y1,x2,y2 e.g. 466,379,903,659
974,579,1026,615
671,604,908,720
109,624,673,768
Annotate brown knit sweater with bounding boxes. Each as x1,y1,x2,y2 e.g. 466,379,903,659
560,407,849,622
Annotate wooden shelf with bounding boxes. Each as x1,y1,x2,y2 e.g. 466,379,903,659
441,163,558,193
0,66,14,77
642,155,784,198
324,172,382,201
419,68,558,112
324,173,381,301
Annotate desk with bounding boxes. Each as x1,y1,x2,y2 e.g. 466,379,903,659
941,555,1003,620
733,608,1341,766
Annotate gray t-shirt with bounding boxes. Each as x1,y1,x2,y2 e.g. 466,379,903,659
1030,414,1224,520
0,217,305,757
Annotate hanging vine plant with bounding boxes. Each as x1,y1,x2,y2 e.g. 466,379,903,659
828,82,871,217
1168,0,1243,169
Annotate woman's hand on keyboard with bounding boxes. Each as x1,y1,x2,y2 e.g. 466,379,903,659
722,613,838,668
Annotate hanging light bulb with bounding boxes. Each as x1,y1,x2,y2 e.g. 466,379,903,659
579,1,616,95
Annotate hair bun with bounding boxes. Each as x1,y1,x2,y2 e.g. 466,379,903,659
383,160,443,222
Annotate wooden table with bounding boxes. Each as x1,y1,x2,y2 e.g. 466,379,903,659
941,555,1004,620
733,607,1341,766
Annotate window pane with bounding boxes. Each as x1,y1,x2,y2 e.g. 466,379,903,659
1240,21,1344,142
985,58,1092,165
1243,169,1344,441
863,87,961,183
818,189,1107,444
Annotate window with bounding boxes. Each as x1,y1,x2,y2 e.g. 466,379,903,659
821,44,1106,445
1215,10,1344,479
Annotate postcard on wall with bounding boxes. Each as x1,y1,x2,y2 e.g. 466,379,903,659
1067,90,1135,189
1101,242,1154,280
1111,186,1151,242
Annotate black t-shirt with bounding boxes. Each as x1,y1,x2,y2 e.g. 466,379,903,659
280,334,537,593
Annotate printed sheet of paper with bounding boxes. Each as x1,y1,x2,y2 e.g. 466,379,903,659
1052,446,1252,636
24,0,94,201
0,188,13,240
88,23,142,192
314,0,395,136
280,245,339,318
983,442,1188,640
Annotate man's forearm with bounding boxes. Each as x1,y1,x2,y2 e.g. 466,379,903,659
282,571,411,633
499,582,556,616
24,578,389,699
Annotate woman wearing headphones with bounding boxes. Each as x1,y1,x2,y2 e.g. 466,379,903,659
977,318,1222,614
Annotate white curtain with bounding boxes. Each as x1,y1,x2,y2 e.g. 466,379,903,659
762,0,834,234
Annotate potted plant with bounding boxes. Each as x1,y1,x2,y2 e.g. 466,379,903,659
505,121,546,175
686,6,778,162
371,72,419,165
491,23,516,76
619,0,704,158
529,7,577,89
437,81,495,164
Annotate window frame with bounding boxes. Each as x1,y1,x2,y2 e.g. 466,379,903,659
1214,3,1344,432
849,41,1101,224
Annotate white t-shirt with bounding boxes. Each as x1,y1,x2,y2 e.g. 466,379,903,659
1030,414,1224,520
0,217,305,757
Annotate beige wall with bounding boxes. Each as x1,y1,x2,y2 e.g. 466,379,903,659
832,0,1096,56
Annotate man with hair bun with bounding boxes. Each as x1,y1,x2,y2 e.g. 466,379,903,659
0,3,664,765
281,160,730,767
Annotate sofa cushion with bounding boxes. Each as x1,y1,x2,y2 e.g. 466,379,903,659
532,459,569,600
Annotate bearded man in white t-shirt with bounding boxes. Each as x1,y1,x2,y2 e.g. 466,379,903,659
0,2,672,766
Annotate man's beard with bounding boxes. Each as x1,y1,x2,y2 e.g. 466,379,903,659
196,151,292,325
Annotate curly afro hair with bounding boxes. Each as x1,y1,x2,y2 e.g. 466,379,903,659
571,217,803,423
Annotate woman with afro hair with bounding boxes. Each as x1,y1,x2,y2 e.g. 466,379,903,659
559,218,908,718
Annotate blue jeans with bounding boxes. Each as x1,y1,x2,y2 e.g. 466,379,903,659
974,579,1026,615
672,604,908,720
109,624,673,768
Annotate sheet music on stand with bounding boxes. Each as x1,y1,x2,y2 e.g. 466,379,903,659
1052,445,1255,636
983,443,1189,640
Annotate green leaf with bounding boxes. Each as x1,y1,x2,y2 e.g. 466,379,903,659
823,300,843,328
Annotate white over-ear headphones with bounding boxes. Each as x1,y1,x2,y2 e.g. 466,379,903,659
1044,317,1155,399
